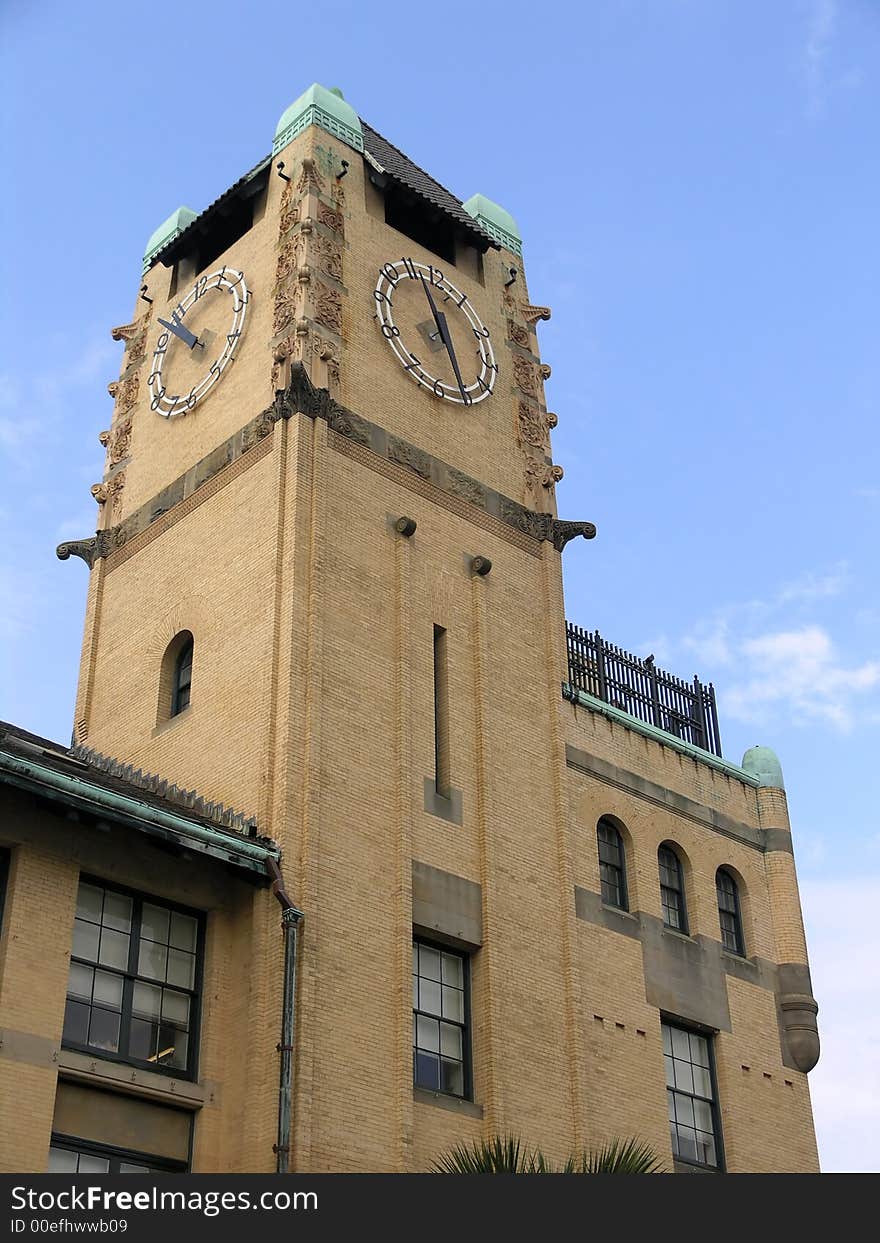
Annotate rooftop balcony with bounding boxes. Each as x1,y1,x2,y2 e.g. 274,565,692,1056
564,623,722,758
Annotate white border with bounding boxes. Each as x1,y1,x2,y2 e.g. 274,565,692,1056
373,259,497,404
148,268,249,419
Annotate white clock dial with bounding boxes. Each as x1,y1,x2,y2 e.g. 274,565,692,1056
148,267,250,418
373,257,498,404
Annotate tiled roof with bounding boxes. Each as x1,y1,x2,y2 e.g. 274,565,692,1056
0,720,268,844
361,121,498,250
149,121,497,272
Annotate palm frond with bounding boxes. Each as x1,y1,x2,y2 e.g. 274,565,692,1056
433,1134,662,1174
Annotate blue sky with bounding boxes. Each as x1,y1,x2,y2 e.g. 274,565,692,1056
3,0,878,1172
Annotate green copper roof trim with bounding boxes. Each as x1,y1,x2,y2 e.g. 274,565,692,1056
462,193,522,257
0,746,280,876
563,686,760,788
273,82,364,156
143,206,197,274
741,745,785,789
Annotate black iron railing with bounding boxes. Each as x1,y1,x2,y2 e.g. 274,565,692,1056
565,624,722,757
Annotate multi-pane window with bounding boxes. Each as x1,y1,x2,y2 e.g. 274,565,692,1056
597,819,627,910
716,869,745,956
663,1022,721,1169
172,637,193,716
63,880,201,1077
48,1141,184,1174
412,939,468,1098
659,845,687,932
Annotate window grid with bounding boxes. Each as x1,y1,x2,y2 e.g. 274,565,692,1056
412,939,468,1099
597,820,627,910
172,638,193,716
49,1139,185,1175
62,879,202,1080
663,1022,721,1169
716,870,745,956
659,846,687,932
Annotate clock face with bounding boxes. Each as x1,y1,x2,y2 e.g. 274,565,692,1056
373,257,498,404
148,267,250,418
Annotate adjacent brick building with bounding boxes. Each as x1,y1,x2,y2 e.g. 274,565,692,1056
0,83,821,1173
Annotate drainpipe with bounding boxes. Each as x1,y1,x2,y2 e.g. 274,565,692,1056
267,858,304,1174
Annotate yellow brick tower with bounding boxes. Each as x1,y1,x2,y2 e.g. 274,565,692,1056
0,82,819,1173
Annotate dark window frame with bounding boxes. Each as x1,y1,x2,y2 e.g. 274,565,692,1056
597,818,628,911
49,1135,187,1174
662,1017,725,1172
0,848,9,935
62,875,205,1082
659,844,688,934
171,635,193,717
716,868,746,957
412,936,472,1101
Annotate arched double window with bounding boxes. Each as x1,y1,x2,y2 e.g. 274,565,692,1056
597,818,628,911
659,844,687,933
716,869,745,956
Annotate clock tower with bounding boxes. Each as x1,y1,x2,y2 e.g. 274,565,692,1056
49,83,820,1173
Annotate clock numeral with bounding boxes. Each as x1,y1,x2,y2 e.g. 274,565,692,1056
428,266,444,287
173,304,186,322
373,289,392,306
480,357,499,374
454,291,468,308
476,375,492,394
472,325,490,340
193,275,208,301
147,370,162,385
227,331,241,348
432,379,445,398
401,256,417,279
461,389,473,406
156,332,170,351
381,263,400,286
150,387,167,410
381,323,400,339
209,360,222,379
186,390,198,409
404,353,422,372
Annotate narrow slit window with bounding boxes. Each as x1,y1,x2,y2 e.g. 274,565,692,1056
172,637,193,717
433,625,450,797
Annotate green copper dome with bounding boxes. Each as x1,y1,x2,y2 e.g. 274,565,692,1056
462,193,522,257
142,206,197,274
273,83,363,156
741,746,785,789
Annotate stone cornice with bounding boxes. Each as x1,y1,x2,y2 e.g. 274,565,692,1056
57,366,596,568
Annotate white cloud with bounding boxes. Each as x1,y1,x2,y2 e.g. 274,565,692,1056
801,876,880,1173
803,0,838,117
776,563,849,605
723,625,880,732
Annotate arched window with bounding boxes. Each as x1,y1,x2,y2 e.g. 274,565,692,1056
171,636,193,716
659,845,687,933
716,869,745,956
158,631,194,724
597,818,628,910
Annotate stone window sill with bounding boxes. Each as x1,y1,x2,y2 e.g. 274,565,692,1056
57,1048,205,1111
152,705,193,738
413,1086,483,1119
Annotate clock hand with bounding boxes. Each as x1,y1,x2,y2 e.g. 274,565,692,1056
158,313,201,351
420,275,469,403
